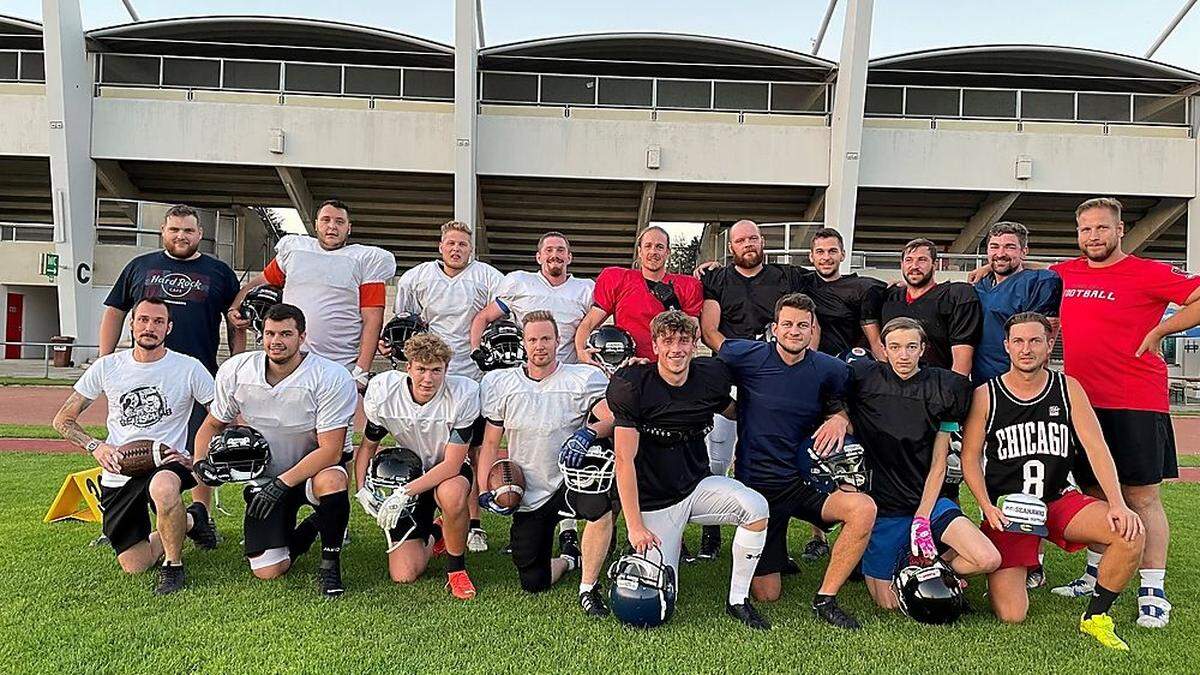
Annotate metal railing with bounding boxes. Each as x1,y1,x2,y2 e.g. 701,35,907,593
94,52,454,102
865,83,1192,127
97,198,236,265
0,49,45,83
0,341,98,378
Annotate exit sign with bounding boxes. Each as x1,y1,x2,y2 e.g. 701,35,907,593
40,252,59,279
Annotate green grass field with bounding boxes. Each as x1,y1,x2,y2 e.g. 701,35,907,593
3,451,1198,674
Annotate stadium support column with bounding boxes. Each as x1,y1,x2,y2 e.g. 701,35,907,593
824,0,873,274
454,0,480,248
43,0,97,347
1190,105,1200,272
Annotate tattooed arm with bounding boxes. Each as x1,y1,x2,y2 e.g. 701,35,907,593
52,392,120,473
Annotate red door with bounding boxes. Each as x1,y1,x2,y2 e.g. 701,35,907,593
5,293,22,359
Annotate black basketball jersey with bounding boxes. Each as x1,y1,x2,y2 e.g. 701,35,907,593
982,370,1080,501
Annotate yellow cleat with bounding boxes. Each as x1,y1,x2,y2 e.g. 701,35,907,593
1080,613,1130,651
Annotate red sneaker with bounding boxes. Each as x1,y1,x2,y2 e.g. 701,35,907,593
446,570,476,600
431,516,446,557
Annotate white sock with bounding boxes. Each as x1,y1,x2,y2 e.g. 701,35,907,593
1139,568,1166,591
559,519,578,534
1081,549,1102,583
729,527,767,606
559,554,578,572
579,582,594,594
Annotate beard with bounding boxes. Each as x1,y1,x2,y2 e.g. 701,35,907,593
989,257,1018,276
1083,239,1119,262
164,240,199,259
135,335,163,350
733,248,763,269
904,268,934,288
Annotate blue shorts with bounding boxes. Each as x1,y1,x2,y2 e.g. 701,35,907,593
861,498,964,580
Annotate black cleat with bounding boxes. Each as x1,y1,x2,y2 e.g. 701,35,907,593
813,596,860,630
317,560,345,598
681,542,697,564
154,563,186,595
698,525,721,560
559,529,581,561
781,557,802,576
185,502,219,551
801,537,830,562
727,601,771,630
502,543,513,556
580,587,610,618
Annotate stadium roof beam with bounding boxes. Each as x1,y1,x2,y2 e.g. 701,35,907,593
1125,198,1189,253
275,167,315,236
474,190,490,259
825,0,873,274
636,180,658,234
948,192,1021,253
803,188,827,222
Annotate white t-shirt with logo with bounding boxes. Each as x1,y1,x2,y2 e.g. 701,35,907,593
394,260,504,380
74,349,215,488
265,234,397,367
210,351,358,478
480,363,608,511
493,270,594,364
362,371,480,471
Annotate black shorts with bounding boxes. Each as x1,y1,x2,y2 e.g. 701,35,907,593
753,479,833,577
1075,408,1178,487
390,462,474,544
185,402,207,455
99,464,197,555
510,485,572,593
563,485,618,523
468,416,487,448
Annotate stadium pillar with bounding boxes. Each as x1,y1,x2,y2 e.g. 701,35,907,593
42,0,98,349
1189,105,1200,272
824,0,873,274
454,0,480,247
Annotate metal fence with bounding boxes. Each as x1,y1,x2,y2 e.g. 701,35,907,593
0,341,98,378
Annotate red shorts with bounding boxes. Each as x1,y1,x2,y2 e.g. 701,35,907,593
981,490,1098,570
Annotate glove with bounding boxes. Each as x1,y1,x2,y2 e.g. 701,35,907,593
479,491,516,516
559,428,597,469
355,487,379,518
193,458,225,487
910,516,938,559
246,478,289,520
376,487,413,531
470,347,491,371
351,366,373,389
944,451,963,485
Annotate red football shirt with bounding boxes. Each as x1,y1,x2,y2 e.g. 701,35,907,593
1052,255,1200,413
592,267,703,360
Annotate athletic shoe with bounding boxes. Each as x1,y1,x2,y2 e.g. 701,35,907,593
446,570,477,600
559,529,581,561
781,557,801,576
185,503,218,551
698,525,721,560
317,560,345,598
1026,565,1046,589
154,563,186,595
1080,613,1129,651
580,587,609,618
812,597,860,630
681,542,697,564
801,538,830,562
501,543,513,555
1051,577,1096,598
726,601,771,630
467,527,489,553
431,516,447,557
1136,587,1171,628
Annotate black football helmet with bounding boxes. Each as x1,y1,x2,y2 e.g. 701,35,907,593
380,313,429,365
586,326,636,372
839,346,873,364
608,546,677,628
240,285,284,340
206,425,271,483
806,434,871,492
893,557,966,625
364,447,424,547
471,320,525,372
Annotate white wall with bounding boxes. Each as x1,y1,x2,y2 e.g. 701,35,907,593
0,89,49,157
17,285,59,358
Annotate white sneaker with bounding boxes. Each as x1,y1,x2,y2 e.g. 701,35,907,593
1051,577,1095,598
1137,589,1171,628
467,527,489,553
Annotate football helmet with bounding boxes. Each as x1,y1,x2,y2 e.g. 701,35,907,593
893,556,966,625
806,434,871,492
609,546,677,628
364,447,424,548
205,425,271,483
239,285,284,340
586,326,636,372
380,313,429,365
471,320,525,372
559,437,615,495
839,346,873,364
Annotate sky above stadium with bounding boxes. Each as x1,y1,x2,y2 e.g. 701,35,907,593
7,0,1200,72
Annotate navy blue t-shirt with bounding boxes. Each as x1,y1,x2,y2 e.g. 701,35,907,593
105,251,240,373
972,268,1061,382
719,339,849,490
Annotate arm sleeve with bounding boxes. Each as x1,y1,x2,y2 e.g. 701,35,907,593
393,266,420,314
262,258,286,286
315,370,358,434
701,269,723,302
220,263,241,308
191,363,216,407
822,362,850,415
1030,270,1063,317
592,267,622,313
859,280,886,324
73,358,104,400
491,273,520,313
361,377,385,426
454,380,482,429
945,284,984,347
717,339,754,371
357,248,397,309
209,365,239,423
103,261,137,311
679,277,704,317
1148,262,1200,305
581,368,610,413
605,371,641,429
786,265,818,294
479,373,504,424
940,372,974,424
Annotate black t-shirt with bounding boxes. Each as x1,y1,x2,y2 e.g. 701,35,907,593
105,251,240,374
701,264,815,339
847,360,972,517
879,282,982,371
810,274,886,356
606,357,734,511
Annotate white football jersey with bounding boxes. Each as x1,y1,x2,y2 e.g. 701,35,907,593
480,363,608,511
394,259,503,380
211,351,358,478
74,349,215,488
362,371,481,471
267,234,397,367
494,270,594,364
